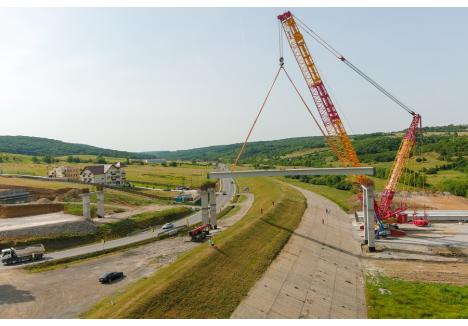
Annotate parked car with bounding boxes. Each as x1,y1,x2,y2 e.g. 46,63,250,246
99,272,124,284
162,223,174,230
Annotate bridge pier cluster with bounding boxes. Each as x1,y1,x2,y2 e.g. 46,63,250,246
79,185,105,219
201,188,217,229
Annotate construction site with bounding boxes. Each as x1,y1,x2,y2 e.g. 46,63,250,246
0,7,466,320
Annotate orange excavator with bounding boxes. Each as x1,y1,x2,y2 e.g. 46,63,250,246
277,11,422,223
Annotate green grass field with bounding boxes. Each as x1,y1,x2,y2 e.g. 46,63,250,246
366,275,468,318
125,163,213,189
83,177,306,318
281,177,355,212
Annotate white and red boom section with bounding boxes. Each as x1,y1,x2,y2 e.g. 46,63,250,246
277,11,361,169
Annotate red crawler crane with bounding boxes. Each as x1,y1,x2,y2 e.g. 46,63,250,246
278,11,422,222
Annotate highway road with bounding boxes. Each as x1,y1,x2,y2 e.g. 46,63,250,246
0,176,235,270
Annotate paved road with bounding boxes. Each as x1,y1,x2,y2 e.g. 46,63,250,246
232,184,367,319
0,177,235,270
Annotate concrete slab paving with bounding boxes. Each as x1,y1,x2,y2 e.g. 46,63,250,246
231,184,366,319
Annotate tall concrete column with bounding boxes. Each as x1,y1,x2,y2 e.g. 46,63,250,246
96,190,105,218
364,185,376,252
363,191,368,244
80,190,91,219
208,187,217,229
201,189,209,225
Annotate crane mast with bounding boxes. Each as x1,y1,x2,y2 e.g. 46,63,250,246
278,11,360,168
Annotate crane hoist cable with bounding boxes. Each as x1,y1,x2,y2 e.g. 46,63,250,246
233,66,282,168
293,14,416,116
232,62,332,167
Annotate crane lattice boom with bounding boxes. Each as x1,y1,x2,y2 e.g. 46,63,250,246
278,11,360,168
377,114,421,219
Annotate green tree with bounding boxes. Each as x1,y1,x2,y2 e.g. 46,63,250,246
42,155,54,164
95,155,107,164
32,156,40,164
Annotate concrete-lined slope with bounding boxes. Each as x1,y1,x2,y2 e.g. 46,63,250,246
232,184,366,319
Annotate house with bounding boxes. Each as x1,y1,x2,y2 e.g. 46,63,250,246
80,164,126,186
48,166,80,180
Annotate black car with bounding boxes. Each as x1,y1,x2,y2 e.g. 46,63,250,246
99,272,124,284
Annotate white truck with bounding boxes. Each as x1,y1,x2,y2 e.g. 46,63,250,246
1,244,45,265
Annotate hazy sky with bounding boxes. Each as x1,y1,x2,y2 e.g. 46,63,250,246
0,8,467,152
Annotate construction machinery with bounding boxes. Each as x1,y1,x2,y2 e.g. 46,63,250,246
277,11,422,224
188,224,211,242
1,244,45,265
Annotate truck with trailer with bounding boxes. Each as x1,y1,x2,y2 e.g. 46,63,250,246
1,244,45,265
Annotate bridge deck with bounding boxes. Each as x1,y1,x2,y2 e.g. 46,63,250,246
208,167,374,179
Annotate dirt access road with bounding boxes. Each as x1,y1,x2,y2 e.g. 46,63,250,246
0,192,254,318
232,185,366,319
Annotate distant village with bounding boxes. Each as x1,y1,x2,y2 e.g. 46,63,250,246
48,162,127,187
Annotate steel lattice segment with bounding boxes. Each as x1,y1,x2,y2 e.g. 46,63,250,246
378,114,421,218
278,11,360,168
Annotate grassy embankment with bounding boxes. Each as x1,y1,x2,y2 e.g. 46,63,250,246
84,177,306,318
281,176,354,211
366,275,468,318
0,206,192,252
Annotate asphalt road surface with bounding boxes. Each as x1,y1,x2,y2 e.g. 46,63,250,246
0,177,235,270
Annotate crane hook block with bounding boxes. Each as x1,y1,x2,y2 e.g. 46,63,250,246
279,57,284,66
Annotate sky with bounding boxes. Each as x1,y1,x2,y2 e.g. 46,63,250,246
0,7,467,152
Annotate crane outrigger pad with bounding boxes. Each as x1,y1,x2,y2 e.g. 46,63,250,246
208,167,374,179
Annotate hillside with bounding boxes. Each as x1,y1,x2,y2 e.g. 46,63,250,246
146,124,468,164
147,136,327,162
0,136,148,158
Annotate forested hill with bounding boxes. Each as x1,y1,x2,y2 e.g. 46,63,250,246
146,124,468,163
0,136,147,158
148,136,327,162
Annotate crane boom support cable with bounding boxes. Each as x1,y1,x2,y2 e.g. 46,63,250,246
281,67,327,139
233,66,282,167
294,14,416,116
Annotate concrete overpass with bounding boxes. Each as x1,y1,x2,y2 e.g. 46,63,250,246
208,167,375,179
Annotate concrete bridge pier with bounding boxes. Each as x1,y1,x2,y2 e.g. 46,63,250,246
96,190,105,218
208,188,217,229
362,185,376,252
80,190,91,219
201,189,210,225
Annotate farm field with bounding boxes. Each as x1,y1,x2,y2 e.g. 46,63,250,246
125,163,214,189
